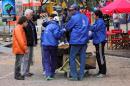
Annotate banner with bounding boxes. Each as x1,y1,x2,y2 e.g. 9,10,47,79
22,0,30,4
2,0,16,15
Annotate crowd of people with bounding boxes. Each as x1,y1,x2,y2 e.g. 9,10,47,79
12,3,107,81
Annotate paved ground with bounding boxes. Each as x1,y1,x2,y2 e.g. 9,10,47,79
0,19,130,86
1,42,130,86
105,49,130,58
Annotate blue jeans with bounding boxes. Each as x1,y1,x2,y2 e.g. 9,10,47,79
26,46,33,74
69,44,87,79
42,46,58,77
21,54,29,76
15,54,24,78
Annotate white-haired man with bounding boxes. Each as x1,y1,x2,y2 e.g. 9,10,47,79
24,9,37,77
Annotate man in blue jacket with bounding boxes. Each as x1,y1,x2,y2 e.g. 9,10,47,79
41,14,65,80
65,3,90,80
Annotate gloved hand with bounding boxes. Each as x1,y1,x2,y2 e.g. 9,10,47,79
61,28,66,33
88,31,93,37
62,28,66,32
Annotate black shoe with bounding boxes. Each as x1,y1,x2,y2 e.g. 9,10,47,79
15,76,25,80
25,73,34,77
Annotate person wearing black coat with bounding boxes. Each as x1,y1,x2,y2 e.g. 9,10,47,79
24,9,37,77
24,20,37,46
103,14,110,31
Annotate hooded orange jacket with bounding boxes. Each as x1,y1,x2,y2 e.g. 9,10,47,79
12,25,27,54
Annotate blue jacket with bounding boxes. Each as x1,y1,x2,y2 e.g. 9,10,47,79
65,11,90,45
91,18,106,44
41,20,64,46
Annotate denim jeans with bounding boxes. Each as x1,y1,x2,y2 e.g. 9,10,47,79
69,44,87,79
26,46,34,74
15,54,23,78
15,54,28,77
21,54,29,76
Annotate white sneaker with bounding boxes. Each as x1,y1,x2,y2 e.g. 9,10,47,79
43,71,45,75
96,74,106,78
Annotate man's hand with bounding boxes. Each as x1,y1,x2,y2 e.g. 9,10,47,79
62,28,66,32
88,31,93,36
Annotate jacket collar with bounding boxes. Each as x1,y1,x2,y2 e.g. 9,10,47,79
49,20,58,25
73,11,80,15
95,18,103,23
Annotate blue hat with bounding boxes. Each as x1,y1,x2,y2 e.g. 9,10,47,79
69,3,79,10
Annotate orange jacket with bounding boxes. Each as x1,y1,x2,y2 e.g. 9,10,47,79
12,25,27,54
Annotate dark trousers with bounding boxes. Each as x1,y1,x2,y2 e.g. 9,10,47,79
14,54,24,78
94,41,107,74
42,46,58,77
42,47,64,71
41,45,44,71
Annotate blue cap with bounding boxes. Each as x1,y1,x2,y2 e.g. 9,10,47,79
69,3,79,10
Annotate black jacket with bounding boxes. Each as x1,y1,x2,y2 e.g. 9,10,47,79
24,20,37,46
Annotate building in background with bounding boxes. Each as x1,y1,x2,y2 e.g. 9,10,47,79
22,0,41,13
